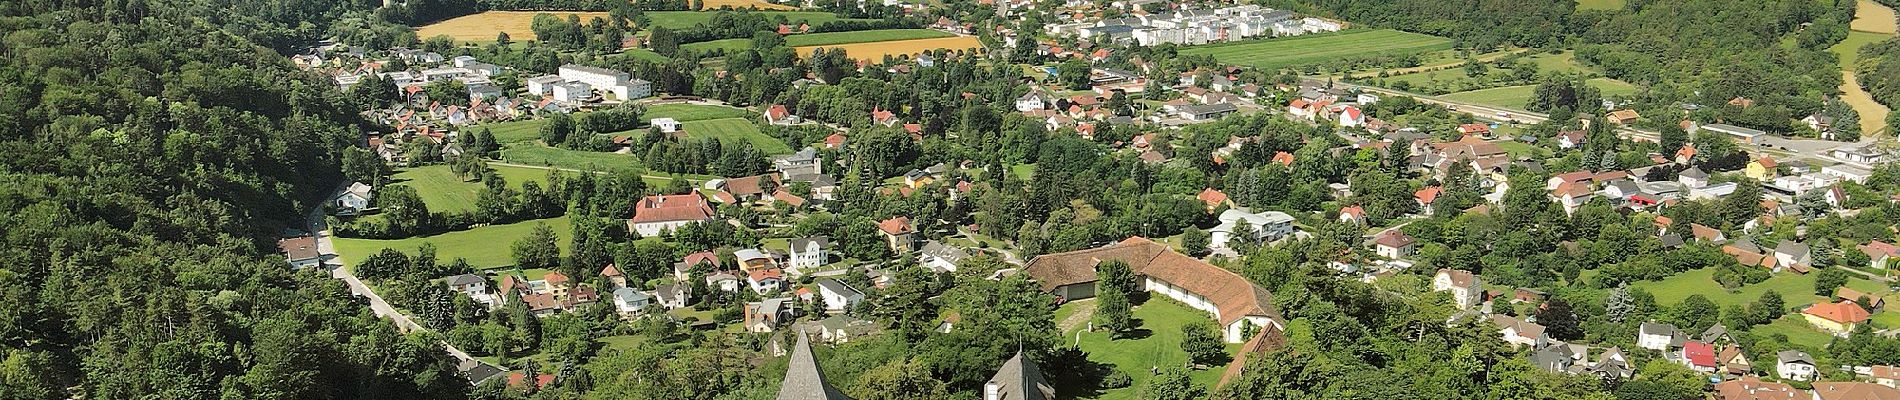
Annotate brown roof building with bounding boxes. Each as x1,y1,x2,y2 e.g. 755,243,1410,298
1022,237,1286,342
627,194,717,236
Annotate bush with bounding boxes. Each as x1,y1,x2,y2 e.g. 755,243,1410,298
1102,369,1132,389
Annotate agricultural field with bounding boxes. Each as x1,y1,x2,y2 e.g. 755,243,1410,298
699,0,797,10
387,164,563,212
1180,29,1453,71
1855,0,1897,35
681,118,794,154
793,36,982,60
1063,298,1240,400
686,29,957,53
415,11,610,42
1834,31,1894,136
645,11,858,30
333,216,573,269
1437,78,1639,110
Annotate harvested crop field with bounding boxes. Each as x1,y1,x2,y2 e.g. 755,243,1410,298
415,11,609,42
699,0,797,10
1855,0,1897,35
1180,29,1453,71
794,36,981,60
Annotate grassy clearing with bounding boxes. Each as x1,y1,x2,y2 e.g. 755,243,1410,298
1576,0,1624,11
681,118,793,154
388,164,562,213
644,103,752,122
690,29,960,54
793,36,982,60
1752,315,1836,349
1493,140,1547,158
415,11,611,42
1627,267,1892,309
334,216,573,268
475,118,552,144
1008,164,1036,180
1438,78,1639,110
501,143,645,171
1065,298,1237,400
1181,29,1453,71
644,11,854,30
623,49,670,63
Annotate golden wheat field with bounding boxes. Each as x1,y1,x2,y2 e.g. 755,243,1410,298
699,0,798,10
415,11,612,42
795,36,982,60
1854,0,1897,35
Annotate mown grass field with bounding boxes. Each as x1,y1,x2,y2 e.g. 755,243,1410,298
416,11,610,42
500,143,645,171
682,118,793,154
685,29,956,53
793,35,982,60
645,10,854,30
645,103,753,122
1437,78,1639,110
334,216,573,268
1181,29,1453,71
699,0,797,10
1064,298,1239,400
1628,267,1890,308
388,164,563,213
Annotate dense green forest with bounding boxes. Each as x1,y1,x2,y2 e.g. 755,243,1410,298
0,0,467,398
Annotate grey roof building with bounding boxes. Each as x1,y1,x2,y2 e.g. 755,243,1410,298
777,331,852,400
983,350,1054,400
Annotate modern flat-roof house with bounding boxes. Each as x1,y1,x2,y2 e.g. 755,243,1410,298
1209,209,1296,249
557,64,651,101
626,194,716,236
1024,237,1286,342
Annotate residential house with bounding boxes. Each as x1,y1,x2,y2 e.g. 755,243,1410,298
601,264,627,288
674,251,721,280
333,182,373,214
1488,314,1548,348
1016,90,1053,112
1415,186,1442,215
1745,157,1779,181
903,169,936,188
1022,237,1287,342
735,248,776,272
1638,322,1680,351
1197,188,1231,212
816,279,864,312
1869,365,1900,388
1690,223,1726,243
1813,382,1900,400
918,240,972,273
1718,345,1751,377
1174,103,1238,121
748,267,786,294
612,287,653,316
765,104,801,125
1833,145,1889,164
444,274,492,307
1680,166,1711,188
1556,130,1585,149
787,237,831,272
654,284,689,309
1680,341,1718,374
1773,241,1813,273
1712,377,1803,400
651,117,683,133
1338,205,1365,226
1837,287,1886,312
877,217,916,253
1209,209,1296,249
1778,350,1817,381
1372,230,1417,259
1434,268,1484,310
278,236,322,269
626,194,717,236
1607,109,1641,125
1804,300,1873,335
1824,164,1874,184
706,271,741,293
1457,123,1492,138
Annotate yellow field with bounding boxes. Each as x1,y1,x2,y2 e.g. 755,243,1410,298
794,36,982,60
700,0,797,10
1854,0,1897,35
415,11,611,42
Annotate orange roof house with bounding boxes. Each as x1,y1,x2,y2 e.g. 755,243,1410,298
1197,188,1230,211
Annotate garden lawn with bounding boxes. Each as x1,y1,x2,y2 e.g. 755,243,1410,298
333,216,573,269
644,103,753,122
476,117,554,144
623,49,670,63
500,143,646,171
1627,267,1887,309
1008,164,1036,180
1751,315,1836,349
1438,78,1639,110
1067,298,1238,400
644,11,858,30
681,118,794,154
1181,29,1453,71
387,164,564,213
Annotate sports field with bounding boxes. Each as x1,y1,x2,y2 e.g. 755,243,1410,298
1437,78,1639,110
681,118,794,154
334,216,573,269
685,29,956,53
1180,29,1453,71
415,11,610,42
388,164,562,213
793,35,982,60
645,11,855,30
699,0,797,10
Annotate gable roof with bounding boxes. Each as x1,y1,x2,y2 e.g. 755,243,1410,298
877,217,913,235
630,194,716,224
1805,300,1873,324
1683,341,1716,367
777,331,853,400
985,350,1055,400
1022,237,1284,327
1197,188,1229,208
1374,231,1416,249
1812,382,1900,400
1714,377,1802,400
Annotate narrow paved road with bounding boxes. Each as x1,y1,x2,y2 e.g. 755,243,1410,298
304,187,500,381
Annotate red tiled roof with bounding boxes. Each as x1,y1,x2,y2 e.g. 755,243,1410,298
601,264,623,277
629,194,715,224
1805,300,1872,324
1415,186,1442,204
1713,377,1801,400
1023,237,1284,327
1374,231,1415,249
1272,152,1294,166
1197,188,1228,208
1684,341,1716,367
878,217,913,235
